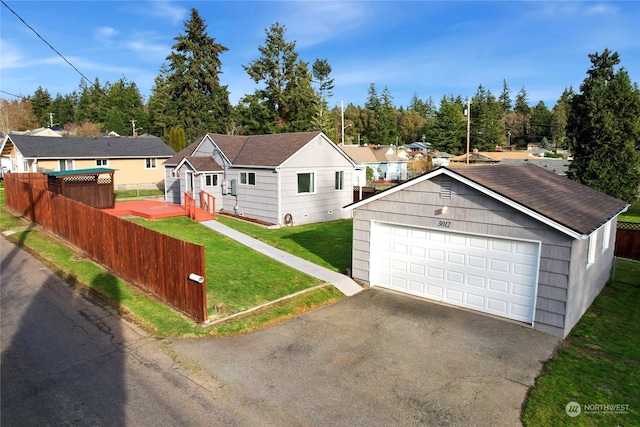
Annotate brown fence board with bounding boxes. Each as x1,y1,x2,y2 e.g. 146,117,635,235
615,228,640,260
3,173,207,322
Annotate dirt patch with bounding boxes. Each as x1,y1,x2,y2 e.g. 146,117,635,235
218,211,276,227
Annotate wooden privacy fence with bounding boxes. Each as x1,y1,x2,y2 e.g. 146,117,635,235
3,173,207,322
615,221,640,261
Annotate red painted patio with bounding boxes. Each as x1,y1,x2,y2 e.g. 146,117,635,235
102,200,214,222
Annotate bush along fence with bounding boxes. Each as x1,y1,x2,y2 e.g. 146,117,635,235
615,221,640,261
3,173,208,322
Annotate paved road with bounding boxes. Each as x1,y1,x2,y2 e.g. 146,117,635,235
1,235,559,426
0,235,268,426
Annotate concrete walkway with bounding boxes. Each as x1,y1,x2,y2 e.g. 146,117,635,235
200,220,363,296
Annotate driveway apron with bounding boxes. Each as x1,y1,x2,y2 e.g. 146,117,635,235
169,289,559,426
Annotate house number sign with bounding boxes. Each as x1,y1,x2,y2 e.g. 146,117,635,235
437,220,452,228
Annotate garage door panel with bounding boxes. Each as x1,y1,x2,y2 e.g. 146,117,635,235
466,293,485,308
372,223,539,324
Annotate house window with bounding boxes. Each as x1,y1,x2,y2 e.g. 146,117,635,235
602,221,611,252
587,230,597,268
240,172,255,186
335,171,344,190
205,174,218,187
96,159,108,167
59,160,73,171
297,172,315,194
145,158,157,169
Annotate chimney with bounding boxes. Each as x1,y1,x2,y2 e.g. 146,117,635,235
472,148,479,155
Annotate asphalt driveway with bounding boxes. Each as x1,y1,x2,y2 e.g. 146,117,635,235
168,289,559,426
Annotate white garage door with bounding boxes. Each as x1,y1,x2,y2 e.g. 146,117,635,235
371,223,539,323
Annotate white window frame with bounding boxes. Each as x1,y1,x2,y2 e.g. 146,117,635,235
96,159,109,167
602,221,611,252
335,171,344,190
297,172,316,194
59,159,73,171
587,230,597,268
205,174,218,187
145,158,157,169
240,172,256,186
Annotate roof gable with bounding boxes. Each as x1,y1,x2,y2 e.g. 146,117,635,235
7,135,175,158
207,132,323,167
345,164,628,239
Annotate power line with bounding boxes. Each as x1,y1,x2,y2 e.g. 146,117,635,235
1,0,93,85
0,90,24,99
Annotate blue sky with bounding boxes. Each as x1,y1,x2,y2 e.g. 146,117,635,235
1,1,639,110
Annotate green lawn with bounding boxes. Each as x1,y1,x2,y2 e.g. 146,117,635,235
217,216,353,273
128,216,324,317
522,258,640,426
1,203,344,336
114,188,164,199
618,199,640,223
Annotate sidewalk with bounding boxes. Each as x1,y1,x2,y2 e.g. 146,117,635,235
200,220,363,297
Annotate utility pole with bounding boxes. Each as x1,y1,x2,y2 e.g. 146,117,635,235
465,100,471,165
49,112,54,128
341,101,345,146
131,119,136,137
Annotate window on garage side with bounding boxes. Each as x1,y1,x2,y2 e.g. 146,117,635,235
205,174,218,187
587,230,597,268
335,171,344,190
602,221,611,252
240,172,255,185
96,159,108,167
297,172,315,194
145,158,157,169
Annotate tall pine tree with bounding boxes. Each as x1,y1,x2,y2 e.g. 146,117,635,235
165,8,231,142
567,49,640,203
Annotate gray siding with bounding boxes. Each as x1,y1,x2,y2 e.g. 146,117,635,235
222,169,279,224
279,166,353,225
164,167,181,204
351,175,576,337
563,219,615,336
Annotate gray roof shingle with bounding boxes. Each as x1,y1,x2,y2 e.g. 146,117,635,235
448,164,628,235
7,134,175,158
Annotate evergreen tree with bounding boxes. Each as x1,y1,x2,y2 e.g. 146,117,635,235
470,85,506,150
76,78,107,124
50,93,76,127
550,88,573,149
530,101,552,143
148,64,172,138
243,22,317,132
567,49,640,203
428,95,466,154
311,59,334,135
169,126,186,152
30,86,52,127
165,8,231,142
499,79,512,114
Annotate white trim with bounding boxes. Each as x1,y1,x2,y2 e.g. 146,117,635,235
587,231,597,269
145,158,157,169
239,171,256,186
602,220,612,252
296,171,316,194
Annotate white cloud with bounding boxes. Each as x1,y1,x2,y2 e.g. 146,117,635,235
95,26,118,39
148,0,187,25
584,3,617,16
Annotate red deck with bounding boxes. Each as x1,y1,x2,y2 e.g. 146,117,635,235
102,201,214,221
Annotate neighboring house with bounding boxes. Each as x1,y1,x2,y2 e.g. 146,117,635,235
341,145,409,186
403,141,431,153
343,164,628,338
450,150,571,175
0,134,175,189
164,132,356,226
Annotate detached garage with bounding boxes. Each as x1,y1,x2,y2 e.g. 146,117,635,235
344,164,628,337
